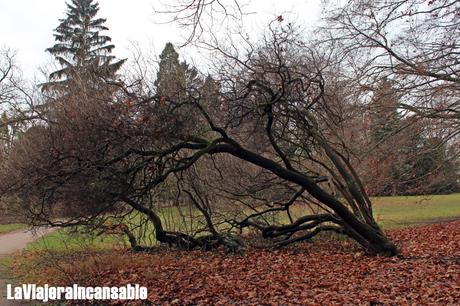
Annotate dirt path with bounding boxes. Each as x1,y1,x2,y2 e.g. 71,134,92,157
0,228,52,306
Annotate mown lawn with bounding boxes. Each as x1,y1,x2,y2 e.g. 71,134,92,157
373,193,460,228
24,230,123,251
24,193,460,251
0,223,27,234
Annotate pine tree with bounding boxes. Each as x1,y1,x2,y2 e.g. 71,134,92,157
368,79,401,143
0,112,10,148
366,79,404,195
367,79,460,195
155,43,199,101
42,0,125,93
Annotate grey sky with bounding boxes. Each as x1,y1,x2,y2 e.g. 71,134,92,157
0,0,321,80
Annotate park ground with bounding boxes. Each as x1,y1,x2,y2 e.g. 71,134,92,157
2,193,460,304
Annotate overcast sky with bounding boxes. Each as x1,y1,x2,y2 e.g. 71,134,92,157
0,0,321,80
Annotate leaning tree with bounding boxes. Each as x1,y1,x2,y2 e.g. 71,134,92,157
1,22,399,256
4,0,459,258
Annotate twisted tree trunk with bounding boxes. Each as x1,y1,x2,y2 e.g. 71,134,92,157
209,142,399,256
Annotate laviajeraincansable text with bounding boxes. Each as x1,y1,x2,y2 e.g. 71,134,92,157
7,284,148,302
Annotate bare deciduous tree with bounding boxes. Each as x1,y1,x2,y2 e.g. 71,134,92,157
155,0,246,45
321,0,460,119
0,48,44,149
1,24,400,256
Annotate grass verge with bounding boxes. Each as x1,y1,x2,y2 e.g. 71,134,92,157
0,223,27,234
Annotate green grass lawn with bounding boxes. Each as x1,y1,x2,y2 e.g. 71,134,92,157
0,223,27,234
25,229,127,251
24,193,460,251
373,193,460,229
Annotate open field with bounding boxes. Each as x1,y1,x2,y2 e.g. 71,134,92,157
25,194,460,251
372,193,460,228
23,193,460,251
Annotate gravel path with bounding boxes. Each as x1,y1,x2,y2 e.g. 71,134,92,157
0,228,52,306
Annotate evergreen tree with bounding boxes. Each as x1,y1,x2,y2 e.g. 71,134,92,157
155,43,199,101
201,74,220,111
0,112,10,148
367,80,459,195
394,135,460,195
368,79,401,143
42,0,125,93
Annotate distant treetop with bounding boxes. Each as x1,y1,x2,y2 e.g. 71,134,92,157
42,0,125,93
